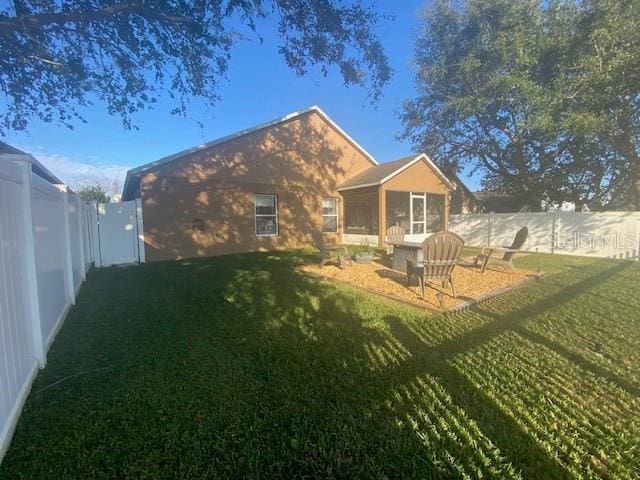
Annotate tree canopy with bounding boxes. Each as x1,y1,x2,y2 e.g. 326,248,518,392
401,0,639,210
77,183,110,203
0,0,391,134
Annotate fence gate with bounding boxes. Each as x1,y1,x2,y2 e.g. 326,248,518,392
93,199,145,267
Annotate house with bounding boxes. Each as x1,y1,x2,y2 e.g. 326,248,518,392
448,174,484,214
122,106,454,261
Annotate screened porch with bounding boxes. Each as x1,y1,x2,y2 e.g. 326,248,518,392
340,187,447,246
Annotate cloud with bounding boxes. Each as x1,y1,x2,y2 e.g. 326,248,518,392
24,149,130,197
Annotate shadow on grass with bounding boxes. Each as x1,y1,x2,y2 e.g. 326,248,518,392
386,316,569,479
1,251,637,479
468,261,638,396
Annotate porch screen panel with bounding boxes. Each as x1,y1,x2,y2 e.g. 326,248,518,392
345,201,376,235
426,194,445,232
386,191,410,232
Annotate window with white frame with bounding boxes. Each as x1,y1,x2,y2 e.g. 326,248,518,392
322,198,338,233
254,194,278,236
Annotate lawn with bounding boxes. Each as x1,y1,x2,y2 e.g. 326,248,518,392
0,250,638,479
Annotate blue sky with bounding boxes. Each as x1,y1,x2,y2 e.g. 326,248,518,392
2,1,480,195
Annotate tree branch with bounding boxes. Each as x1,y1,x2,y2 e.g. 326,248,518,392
0,2,196,36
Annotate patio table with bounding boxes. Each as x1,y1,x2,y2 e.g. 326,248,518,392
390,241,423,273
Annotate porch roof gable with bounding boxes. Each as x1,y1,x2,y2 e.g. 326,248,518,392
337,153,454,191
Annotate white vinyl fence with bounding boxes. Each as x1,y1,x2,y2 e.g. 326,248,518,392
95,200,145,267
449,211,640,261
0,154,144,463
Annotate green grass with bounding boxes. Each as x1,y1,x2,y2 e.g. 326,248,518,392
1,250,639,479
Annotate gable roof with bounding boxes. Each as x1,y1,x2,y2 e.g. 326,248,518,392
122,106,377,200
337,153,455,191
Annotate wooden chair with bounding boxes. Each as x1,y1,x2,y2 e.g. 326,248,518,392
474,226,528,273
311,230,351,268
386,225,405,255
407,231,465,299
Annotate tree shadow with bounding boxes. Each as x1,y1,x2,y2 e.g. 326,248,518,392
214,254,631,477
467,261,639,396
385,315,571,479
137,110,375,261
2,253,637,478
380,260,639,478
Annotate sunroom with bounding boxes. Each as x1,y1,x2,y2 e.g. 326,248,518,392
337,154,454,247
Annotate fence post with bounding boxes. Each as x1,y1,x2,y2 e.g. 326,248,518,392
57,185,76,305
551,212,557,254
135,198,145,263
82,202,98,267
488,212,493,247
75,196,86,280
92,202,102,268
16,160,46,367
84,204,91,265
637,220,640,262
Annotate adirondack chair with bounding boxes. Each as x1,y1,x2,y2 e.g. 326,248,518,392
406,231,465,299
386,225,405,255
311,229,351,268
473,226,528,273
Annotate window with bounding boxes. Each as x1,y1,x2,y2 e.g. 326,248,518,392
322,198,338,233
255,194,278,236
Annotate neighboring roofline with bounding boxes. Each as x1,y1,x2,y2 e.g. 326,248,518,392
31,156,64,185
337,153,455,191
0,151,63,185
451,173,478,199
122,105,378,199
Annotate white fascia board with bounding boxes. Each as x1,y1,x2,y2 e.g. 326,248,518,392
309,106,378,166
417,153,456,190
378,154,423,185
336,181,381,192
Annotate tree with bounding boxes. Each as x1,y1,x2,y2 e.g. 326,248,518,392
78,184,110,203
0,1,391,134
566,0,640,209
400,0,639,210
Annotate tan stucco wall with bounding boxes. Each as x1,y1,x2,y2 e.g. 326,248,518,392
378,159,452,242
381,159,451,194
139,111,374,261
